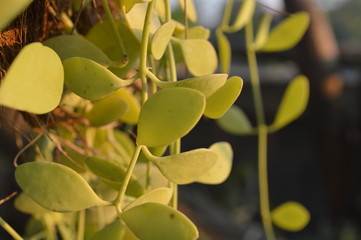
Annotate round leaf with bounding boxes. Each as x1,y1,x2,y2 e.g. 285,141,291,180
0,42,63,114
91,218,126,240
155,74,228,97
260,12,310,52
151,22,176,60
216,28,231,74
216,105,255,135
137,88,205,147
269,75,309,132
0,0,32,31
114,88,141,124
225,0,255,33
63,57,133,100
84,93,128,126
177,39,218,76
15,162,110,212
43,35,114,66
271,201,311,231
124,187,172,211
196,142,233,184
177,0,197,22
14,192,51,215
142,147,218,184
122,202,199,240
253,14,273,51
176,26,210,40
121,0,152,13
204,76,243,119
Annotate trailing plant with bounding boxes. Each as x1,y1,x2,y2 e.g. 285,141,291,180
0,0,241,239
216,0,311,239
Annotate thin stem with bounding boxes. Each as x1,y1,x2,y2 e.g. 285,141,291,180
221,0,234,29
100,0,128,65
170,139,181,209
0,217,23,240
114,145,142,214
76,210,85,240
164,0,177,82
245,20,275,240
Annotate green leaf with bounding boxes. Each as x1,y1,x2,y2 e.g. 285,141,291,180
269,75,309,132
216,28,231,74
63,57,134,100
15,162,110,212
121,0,152,13
0,42,63,114
91,218,126,240
124,187,173,210
204,76,243,119
43,35,114,66
114,88,141,124
151,21,176,60
176,26,210,40
155,73,228,97
137,88,205,147
260,12,310,52
85,156,145,197
177,0,197,22
253,13,273,51
133,163,169,189
216,105,255,135
176,39,218,76
0,0,33,31
122,203,199,240
84,92,128,126
142,147,218,184
271,201,310,232
14,192,52,215
196,142,233,184
226,0,255,33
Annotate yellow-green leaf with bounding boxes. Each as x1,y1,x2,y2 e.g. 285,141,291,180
176,26,210,40
122,203,199,240
91,218,126,240
216,28,231,74
120,0,152,13
137,88,205,147
15,162,110,212
225,0,255,33
151,21,176,60
204,76,243,119
260,12,310,52
114,88,141,124
253,13,273,51
271,201,310,232
0,0,33,31
269,75,309,132
142,146,218,184
0,42,63,114
196,142,233,184
176,39,218,76
216,105,255,135
14,192,51,215
124,187,172,210
177,0,197,22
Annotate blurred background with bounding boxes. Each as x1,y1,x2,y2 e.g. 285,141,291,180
1,0,361,239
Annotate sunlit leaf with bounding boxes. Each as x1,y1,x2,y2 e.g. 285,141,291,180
133,163,169,189
204,76,243,119
177,0,197,22
176,26,210,40
84,93,128,126
85,156,145,197
112,88,141,124
216,105,255,135
57,146,87,173
137,88,205,147
155,74,228,97
122,203,199,240
43,35,114,66
151,22,176,60
0,0,33,31
269,75,309,132
14,192,51,215
63,57,134,100
216,28,231,74
176,39,218,76
253,13,273,51
226,0,255,33
91,218,126,240
142,146,217,184
0,42,63,114
196,142,233,184
121,0,152,13
15,162,110,212
271,201,311,232
260,12,310,52
124,187,172,210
